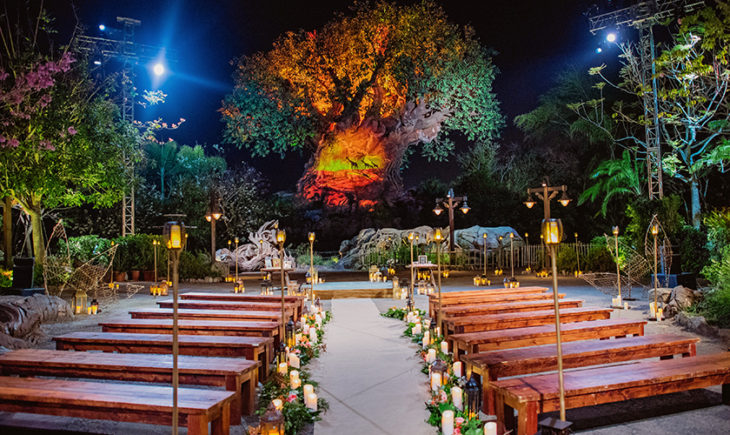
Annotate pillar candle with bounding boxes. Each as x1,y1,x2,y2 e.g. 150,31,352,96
309,327,318,344
426,348,436,364
290,370,299,381
451,386,463,410
649,302,656,317
303,384,314,397
288,352,301,369
484,421,497,435
434,327,441,338
624,301,629,310
303,323,310,335
277,362,288,376
272,398,283,411
441,410,454,435
440,340,449,354
305,392,318,411
430,372,442,391
291,377,301,389
422,331,430,348
452,361,463,378
413,324,422,335
657,308,663,321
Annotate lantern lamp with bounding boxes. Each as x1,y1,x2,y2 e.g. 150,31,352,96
433,202,444,216
460,196,470,214
433,228,443,242
308,232,315,243
260,402,285,435
612,226,619,236
542,219,563,246
465,373,482,418
90,299,99,315
558,191,572,207
73,290,88,315
524,196,536,209
277,342,287,365
431,359,449,386
276,229,286,245
164,221,186,250
286,317,296,348
651,224,659,236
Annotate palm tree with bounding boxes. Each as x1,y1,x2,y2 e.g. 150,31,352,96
579,149,643,216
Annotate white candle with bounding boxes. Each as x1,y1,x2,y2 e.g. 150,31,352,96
430,372,442,391
272,398,283,411
452,361,463,378
288,352,301,369
315,313,322,326
277,362,288,376
451,386,463,410
484,421,497,435
305,392,318,411
441,410,454,435
303,323,310,335
291,377,301,389
426,348,437,364
434,327,441,337
440,340,449,354
624,301,629,310
649,302,656,317
303,384,314,397
295,333,302,345
422,331,430,347
657,308,663,321
413,324,422,335
309,327,318,344
290,370,299,380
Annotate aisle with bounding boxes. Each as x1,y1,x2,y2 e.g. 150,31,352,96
311,299,431,435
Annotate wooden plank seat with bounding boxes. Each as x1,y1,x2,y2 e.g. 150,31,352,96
53,332,273,382
100,318,281,347
449,318,646,359
428,287,550,317
442,299,583,320
181,292,306,318
0,376,235,435
461,333,699,414
493,352,730,435
443,307,612,337
130,308,281,322
157,299,295,318
0,349,259,422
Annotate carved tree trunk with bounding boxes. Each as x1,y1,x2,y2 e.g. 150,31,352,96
297,100,447,208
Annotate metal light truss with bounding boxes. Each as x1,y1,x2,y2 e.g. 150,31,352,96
588,1,705,200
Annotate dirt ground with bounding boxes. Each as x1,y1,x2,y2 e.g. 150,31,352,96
1,272,729,434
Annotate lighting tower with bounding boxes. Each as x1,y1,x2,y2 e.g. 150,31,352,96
588,0,705,200
76,17,172,235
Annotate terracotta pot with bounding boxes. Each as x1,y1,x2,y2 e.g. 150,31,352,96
143,270,155,281
115,272,127,282
129,270,141,281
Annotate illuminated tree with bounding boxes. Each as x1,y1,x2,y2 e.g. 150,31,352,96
222,1,502,208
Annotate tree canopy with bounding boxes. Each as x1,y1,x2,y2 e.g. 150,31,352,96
222,0,502,207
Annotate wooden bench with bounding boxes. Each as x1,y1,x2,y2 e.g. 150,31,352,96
181,292,306,318
449,318,646,359
461,333,699,414
428,287,550,317
100,318,281,348
0,349,259,422
157,299,295,318
442,299,583,320
130,308,281,322
443,307,612,337
494,352,730,435
54,332,273,382
0,376,235,434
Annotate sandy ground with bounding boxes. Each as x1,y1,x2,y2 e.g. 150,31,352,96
0,272,728,434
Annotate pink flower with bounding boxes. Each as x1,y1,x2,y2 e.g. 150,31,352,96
287,393,297,402
453,428,462,435
39,140,55,151
7,138,19,148
455,417,465,426
67,126,77,135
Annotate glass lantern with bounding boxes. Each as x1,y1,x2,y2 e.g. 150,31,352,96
430,359,448,387
73,290,88,315
260,402,284,435
286,317,296,348
465,373,482,418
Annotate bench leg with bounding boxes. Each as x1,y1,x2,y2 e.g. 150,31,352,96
212,403,231,435
517,401,538,435
495,393,514,433
225,375,242,423
723,384,730,406
686,343,697,357
660,355,674,360
187,414,208,435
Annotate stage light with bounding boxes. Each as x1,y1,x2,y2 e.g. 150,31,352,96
93,60,102,66
99,24,106,31
153,63,165,76
606,32,617,42
595,47,602,53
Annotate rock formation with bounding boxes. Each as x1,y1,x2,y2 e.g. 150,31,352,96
0,294,72,351
215,220,295,271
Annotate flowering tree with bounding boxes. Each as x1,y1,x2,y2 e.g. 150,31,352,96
222,1,502,208
0,6,138,262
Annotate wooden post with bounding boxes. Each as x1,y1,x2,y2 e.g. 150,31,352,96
550,244,566,420
171,249,181,434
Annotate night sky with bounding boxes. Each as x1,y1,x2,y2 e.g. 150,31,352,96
48,0,608,191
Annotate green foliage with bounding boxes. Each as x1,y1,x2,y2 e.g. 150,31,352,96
677,225,709,276
584,244,616,272
58,235,113,266
625,195,684,248
556,246,578,271
579,149,643,216
704,208,730,261
179,251,218,280
697,245,730,327
0,269,11,287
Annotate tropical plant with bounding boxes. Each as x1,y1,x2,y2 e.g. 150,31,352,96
579,149,643,216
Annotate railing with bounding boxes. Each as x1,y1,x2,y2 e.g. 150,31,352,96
359,242,600,271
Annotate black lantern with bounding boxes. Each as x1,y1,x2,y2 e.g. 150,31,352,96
164,221,187,251
429,318,437,337
260,402,284,435
430,359,448,386
277,341,287,365
465,373,482,418
90,299,99,315
286,317,295,348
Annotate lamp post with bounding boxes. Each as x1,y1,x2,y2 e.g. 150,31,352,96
164,219,186,434
524,177,571,220
541,218,570,427
540,234,545,272
434,228,444,328
510,232,515,280
308,232,315,301
276,229,287,327
651,224,659,320
482,232,487,277
234,237,239,283
574,232,581,275
204,196,223,262
152,240,159,282
613,226,622,304
408,232,415,311
433,188,470,258
525,232,530,271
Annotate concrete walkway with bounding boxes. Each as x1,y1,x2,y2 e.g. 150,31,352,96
311,298,431,435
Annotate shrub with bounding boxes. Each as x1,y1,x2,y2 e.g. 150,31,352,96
677,225,709,276
59,235,113,266
584,244,616,272
556,246,578,272
179,251,219,280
